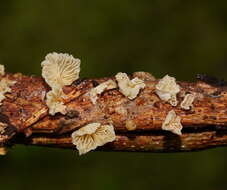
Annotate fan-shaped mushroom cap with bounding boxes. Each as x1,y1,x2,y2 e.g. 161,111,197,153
41,52,80,89
71,123,116,155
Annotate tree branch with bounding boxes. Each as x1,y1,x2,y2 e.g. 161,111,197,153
1,72,227,153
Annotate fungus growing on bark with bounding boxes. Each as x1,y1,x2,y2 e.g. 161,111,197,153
41,52,81,115
115,72,145,100
0,65,5,76
180,94,195,110
162,110,183,135
41,52,81,89
155,75,180,106
0,78,16,105
71,123,116,155
46,89,67,115
89,80,117,104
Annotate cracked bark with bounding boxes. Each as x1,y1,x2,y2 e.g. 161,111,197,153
1,72,227,153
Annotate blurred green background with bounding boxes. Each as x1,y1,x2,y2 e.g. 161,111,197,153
1,0,227,189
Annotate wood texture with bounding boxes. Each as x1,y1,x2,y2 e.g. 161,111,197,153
1,72,227,153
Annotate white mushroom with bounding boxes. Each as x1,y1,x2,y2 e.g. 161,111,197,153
71,123,116,155
115,72,145,100
46,88,67,115
162,110,183,135
41,52,81,115
155,75,180,106
41,52,81,89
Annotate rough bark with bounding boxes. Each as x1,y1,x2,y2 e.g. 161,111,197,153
1,72,227,153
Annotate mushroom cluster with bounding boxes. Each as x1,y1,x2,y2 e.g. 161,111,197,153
155,74,196,136
0,51,199,155
41,53,80,115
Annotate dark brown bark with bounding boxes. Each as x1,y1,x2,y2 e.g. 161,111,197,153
1,72,227,153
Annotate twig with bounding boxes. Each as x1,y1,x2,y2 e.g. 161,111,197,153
1,72,227,153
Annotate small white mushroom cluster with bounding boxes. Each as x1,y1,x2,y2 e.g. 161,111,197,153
0,65,16,105
41,53,120,155
41,53,80,115
87,72,146,104
155,75,195,135
41,52,196,153
79,72,146,154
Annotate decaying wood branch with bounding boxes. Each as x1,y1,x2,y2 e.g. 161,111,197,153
1,72,227,154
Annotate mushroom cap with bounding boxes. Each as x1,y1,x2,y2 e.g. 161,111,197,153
71,123,116,155
41,52,80,89
162,110,183,135
46,88,67,115
115,72,145,100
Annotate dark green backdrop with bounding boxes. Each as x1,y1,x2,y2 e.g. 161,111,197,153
1,1,227,189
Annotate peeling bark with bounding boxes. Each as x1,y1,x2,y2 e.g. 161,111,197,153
1,72,227,153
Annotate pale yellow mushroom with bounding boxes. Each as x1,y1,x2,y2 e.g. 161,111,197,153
162,110,183,135
46,88,67,115
41,52,81,89
71,123,116,155
155,75,180,106
41,52,81,115
115,72,145,100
